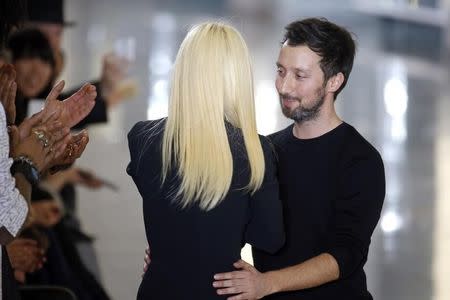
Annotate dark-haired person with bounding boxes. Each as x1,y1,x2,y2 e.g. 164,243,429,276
6,28,112,300
1,2,97,299
26,0,132,129
7,28,56,124
213,18,386,300
1,2,63,298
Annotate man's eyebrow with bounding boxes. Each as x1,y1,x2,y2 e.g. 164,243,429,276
277,62,311,74
294,67,311,74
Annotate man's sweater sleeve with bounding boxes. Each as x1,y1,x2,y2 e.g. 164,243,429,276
327,149,385,278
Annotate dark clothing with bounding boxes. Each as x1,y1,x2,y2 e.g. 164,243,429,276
127,119,285,300
26,224,110,300
253,123,385,300
25,186,108,300
2,246,21,300
14,96,29,126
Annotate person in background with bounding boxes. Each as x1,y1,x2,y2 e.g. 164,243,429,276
1,2,97,298
7,19,119,294
4,29,111,300
26,0,134,128
7,28,56,124
25,1,133,265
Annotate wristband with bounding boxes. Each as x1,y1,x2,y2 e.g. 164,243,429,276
11,155,40,185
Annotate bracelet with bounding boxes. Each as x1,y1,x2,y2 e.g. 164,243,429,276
14,155,36,167
11,155,40,185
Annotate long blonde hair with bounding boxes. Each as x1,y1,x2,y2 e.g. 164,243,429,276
161,22,264,211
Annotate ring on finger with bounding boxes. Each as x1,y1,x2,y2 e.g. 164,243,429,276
33,130,50,148
67,144,74,157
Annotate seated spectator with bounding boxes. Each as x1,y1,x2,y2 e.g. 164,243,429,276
7,28,56,124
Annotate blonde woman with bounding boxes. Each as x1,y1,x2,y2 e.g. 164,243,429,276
127,22,284,299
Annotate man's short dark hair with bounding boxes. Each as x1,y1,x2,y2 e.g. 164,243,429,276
283,18,356,99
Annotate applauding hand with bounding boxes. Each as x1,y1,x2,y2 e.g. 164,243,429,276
44,80,97,128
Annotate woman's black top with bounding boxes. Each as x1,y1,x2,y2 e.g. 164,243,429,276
127,119,284,299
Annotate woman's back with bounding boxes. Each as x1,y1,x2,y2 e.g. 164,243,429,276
127,119,284,299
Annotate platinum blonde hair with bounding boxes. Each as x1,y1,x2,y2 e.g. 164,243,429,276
162,22,264,211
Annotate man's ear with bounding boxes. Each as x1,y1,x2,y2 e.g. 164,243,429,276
326,72,345,93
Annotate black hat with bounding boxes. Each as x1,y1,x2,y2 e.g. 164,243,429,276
26,0,75,26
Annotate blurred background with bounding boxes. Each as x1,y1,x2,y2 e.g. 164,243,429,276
52,0,450,299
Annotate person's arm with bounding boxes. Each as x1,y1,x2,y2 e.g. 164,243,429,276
12,173,31,204
214,150,386,299
213,253,339,299
0,173,30,244
0,105,28,245
1,103,66,244
260,253,339,294
325,150,385,279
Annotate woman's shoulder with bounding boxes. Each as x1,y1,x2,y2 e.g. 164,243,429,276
127,118,166,158
128,118,166,140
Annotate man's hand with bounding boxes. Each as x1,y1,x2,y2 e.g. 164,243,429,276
44,80,97,128
6,238,46,273
213,260,273,300
10,111,71,172
31,200,63,228
100,53,129,98
47,130,89,173
17,108,62,141
104,79,138,108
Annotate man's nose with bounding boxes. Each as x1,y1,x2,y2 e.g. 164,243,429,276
278,75,295,95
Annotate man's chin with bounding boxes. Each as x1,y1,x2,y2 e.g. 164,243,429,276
281,108,297,120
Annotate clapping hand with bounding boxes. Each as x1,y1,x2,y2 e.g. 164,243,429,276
43,80,97,128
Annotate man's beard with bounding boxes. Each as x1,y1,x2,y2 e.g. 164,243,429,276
280,88,325,123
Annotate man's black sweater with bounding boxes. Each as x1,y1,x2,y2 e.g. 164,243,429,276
253,122,385,300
